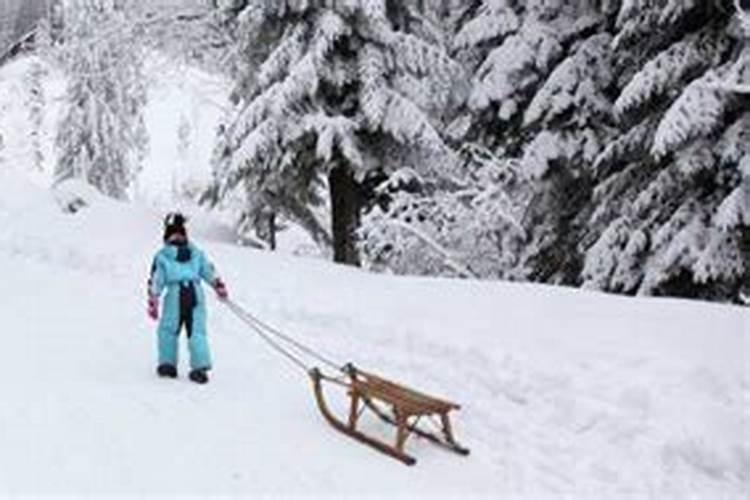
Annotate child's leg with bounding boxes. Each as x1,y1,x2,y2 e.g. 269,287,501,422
157,291,180,367
157,320,179,367
187,304,212,371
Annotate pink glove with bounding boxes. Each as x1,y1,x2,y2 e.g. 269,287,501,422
148,294,159,321
213,279,228,300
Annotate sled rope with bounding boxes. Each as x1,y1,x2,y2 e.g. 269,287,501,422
222,299,343,374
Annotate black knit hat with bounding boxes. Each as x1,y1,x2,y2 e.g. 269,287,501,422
163,212,188,242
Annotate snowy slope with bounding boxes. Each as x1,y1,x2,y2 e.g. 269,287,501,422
0,167,748,498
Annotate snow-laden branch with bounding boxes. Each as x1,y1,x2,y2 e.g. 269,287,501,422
380,219,480,279
0,29,35,65
704,82,750,94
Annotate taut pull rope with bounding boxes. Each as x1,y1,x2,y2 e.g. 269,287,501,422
222,299,344,375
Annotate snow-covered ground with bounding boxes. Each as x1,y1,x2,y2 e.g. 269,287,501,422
0,166,747,498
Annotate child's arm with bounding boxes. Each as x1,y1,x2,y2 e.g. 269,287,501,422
147,255,165,320
198,250,228,300
148,255,166,297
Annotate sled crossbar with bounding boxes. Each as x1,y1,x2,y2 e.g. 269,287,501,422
310,364,469,465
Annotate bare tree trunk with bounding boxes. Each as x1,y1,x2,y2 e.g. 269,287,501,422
268,212,276,251
329,161,361,266
740,226,750,304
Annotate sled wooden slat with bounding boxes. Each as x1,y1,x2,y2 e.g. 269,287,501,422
350,369,461,415
309,365,469,466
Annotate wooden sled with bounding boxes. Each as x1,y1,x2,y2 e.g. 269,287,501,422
309,364,470,465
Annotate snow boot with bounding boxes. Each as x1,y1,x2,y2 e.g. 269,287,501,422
157,364,178,378
189,369,209,385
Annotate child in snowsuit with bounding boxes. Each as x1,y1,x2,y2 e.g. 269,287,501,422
147,213,228,384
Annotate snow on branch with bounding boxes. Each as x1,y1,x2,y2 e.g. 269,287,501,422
380,89,443,148
227,11,350,152
652,67,734,158
452,0,519,51
693,228,745,284
357,43,389,126
718,114,750,165
220,118,283,196
469,25,563,120
524,33,612,127
615,29,730,119
716,158,750,229
614,0,700,48
639,201,705,295
592,117,658,177
660,0,701,26
299,112,363,168
378,219,480,279
392,32,464,84
360,144,532,280
255,23,308,91
356,42,451,165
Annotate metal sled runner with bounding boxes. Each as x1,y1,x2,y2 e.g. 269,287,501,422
310,364,470,465
224,299,469,465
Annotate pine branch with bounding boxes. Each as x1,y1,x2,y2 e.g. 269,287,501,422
524,33,613,127
615,27,730,119
255,22,308,91
593,117,659,178
452,0,519,51
652,67,734,158
377,219,480,279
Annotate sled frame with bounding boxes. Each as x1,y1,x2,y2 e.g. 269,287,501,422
309,364,470,465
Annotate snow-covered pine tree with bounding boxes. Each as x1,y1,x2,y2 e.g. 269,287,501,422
582,1,750,302
450,1,619,283
359,1,621,282
452,1,613,146
51,0,148,200
208,0,464,265
519,27,618,283
24,56,47,173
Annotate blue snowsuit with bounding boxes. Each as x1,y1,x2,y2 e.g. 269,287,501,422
149,242,218,371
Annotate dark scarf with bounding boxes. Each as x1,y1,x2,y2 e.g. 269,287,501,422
172,241,192,263
171,241,197,314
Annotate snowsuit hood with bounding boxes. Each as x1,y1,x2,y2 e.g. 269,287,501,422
163,212,188,243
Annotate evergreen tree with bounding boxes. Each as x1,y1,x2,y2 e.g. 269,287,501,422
208,0,464,265
444,0,749,301
51,0,148,200
582,1,750,302
24,57,47,173
452,0,619,283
